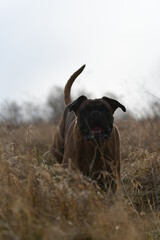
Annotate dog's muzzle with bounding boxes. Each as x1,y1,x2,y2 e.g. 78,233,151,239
83,127,112,141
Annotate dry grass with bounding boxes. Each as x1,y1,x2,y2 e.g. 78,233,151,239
0,118,160,239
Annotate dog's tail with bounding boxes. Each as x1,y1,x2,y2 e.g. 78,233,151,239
64,64,86,105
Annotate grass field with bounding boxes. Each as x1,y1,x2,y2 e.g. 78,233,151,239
0,117,160,240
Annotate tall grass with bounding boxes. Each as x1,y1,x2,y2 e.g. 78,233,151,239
0,118,160,239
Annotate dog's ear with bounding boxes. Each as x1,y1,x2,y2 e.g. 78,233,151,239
102,97,126,113
68,95,87,114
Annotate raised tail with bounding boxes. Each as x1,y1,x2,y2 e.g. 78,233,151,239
64,64,86,105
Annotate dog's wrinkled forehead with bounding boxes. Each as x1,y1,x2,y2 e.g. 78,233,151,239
78,98,112,113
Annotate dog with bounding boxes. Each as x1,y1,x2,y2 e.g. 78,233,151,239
52,65,126,192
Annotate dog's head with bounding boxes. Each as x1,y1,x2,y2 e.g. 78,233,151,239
68,95,126,141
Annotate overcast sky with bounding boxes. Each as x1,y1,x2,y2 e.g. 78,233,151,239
1,0,160,116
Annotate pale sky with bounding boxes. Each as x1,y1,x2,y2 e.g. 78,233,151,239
1,0,160,116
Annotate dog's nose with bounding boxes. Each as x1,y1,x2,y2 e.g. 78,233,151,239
91,111,101,118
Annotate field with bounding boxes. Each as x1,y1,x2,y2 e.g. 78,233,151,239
0,117,160,240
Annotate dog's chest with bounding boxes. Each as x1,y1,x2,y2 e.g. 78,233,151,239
88,146,101,174
77,141,110,176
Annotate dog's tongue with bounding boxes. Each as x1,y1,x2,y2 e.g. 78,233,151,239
92,126,103,133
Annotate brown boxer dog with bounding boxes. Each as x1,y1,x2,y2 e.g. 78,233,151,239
52,65,126,192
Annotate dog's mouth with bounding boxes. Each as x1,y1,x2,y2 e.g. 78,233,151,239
84,124,112,141
91,126,104,134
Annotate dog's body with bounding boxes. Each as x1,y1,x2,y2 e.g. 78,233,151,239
52,65,126,192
